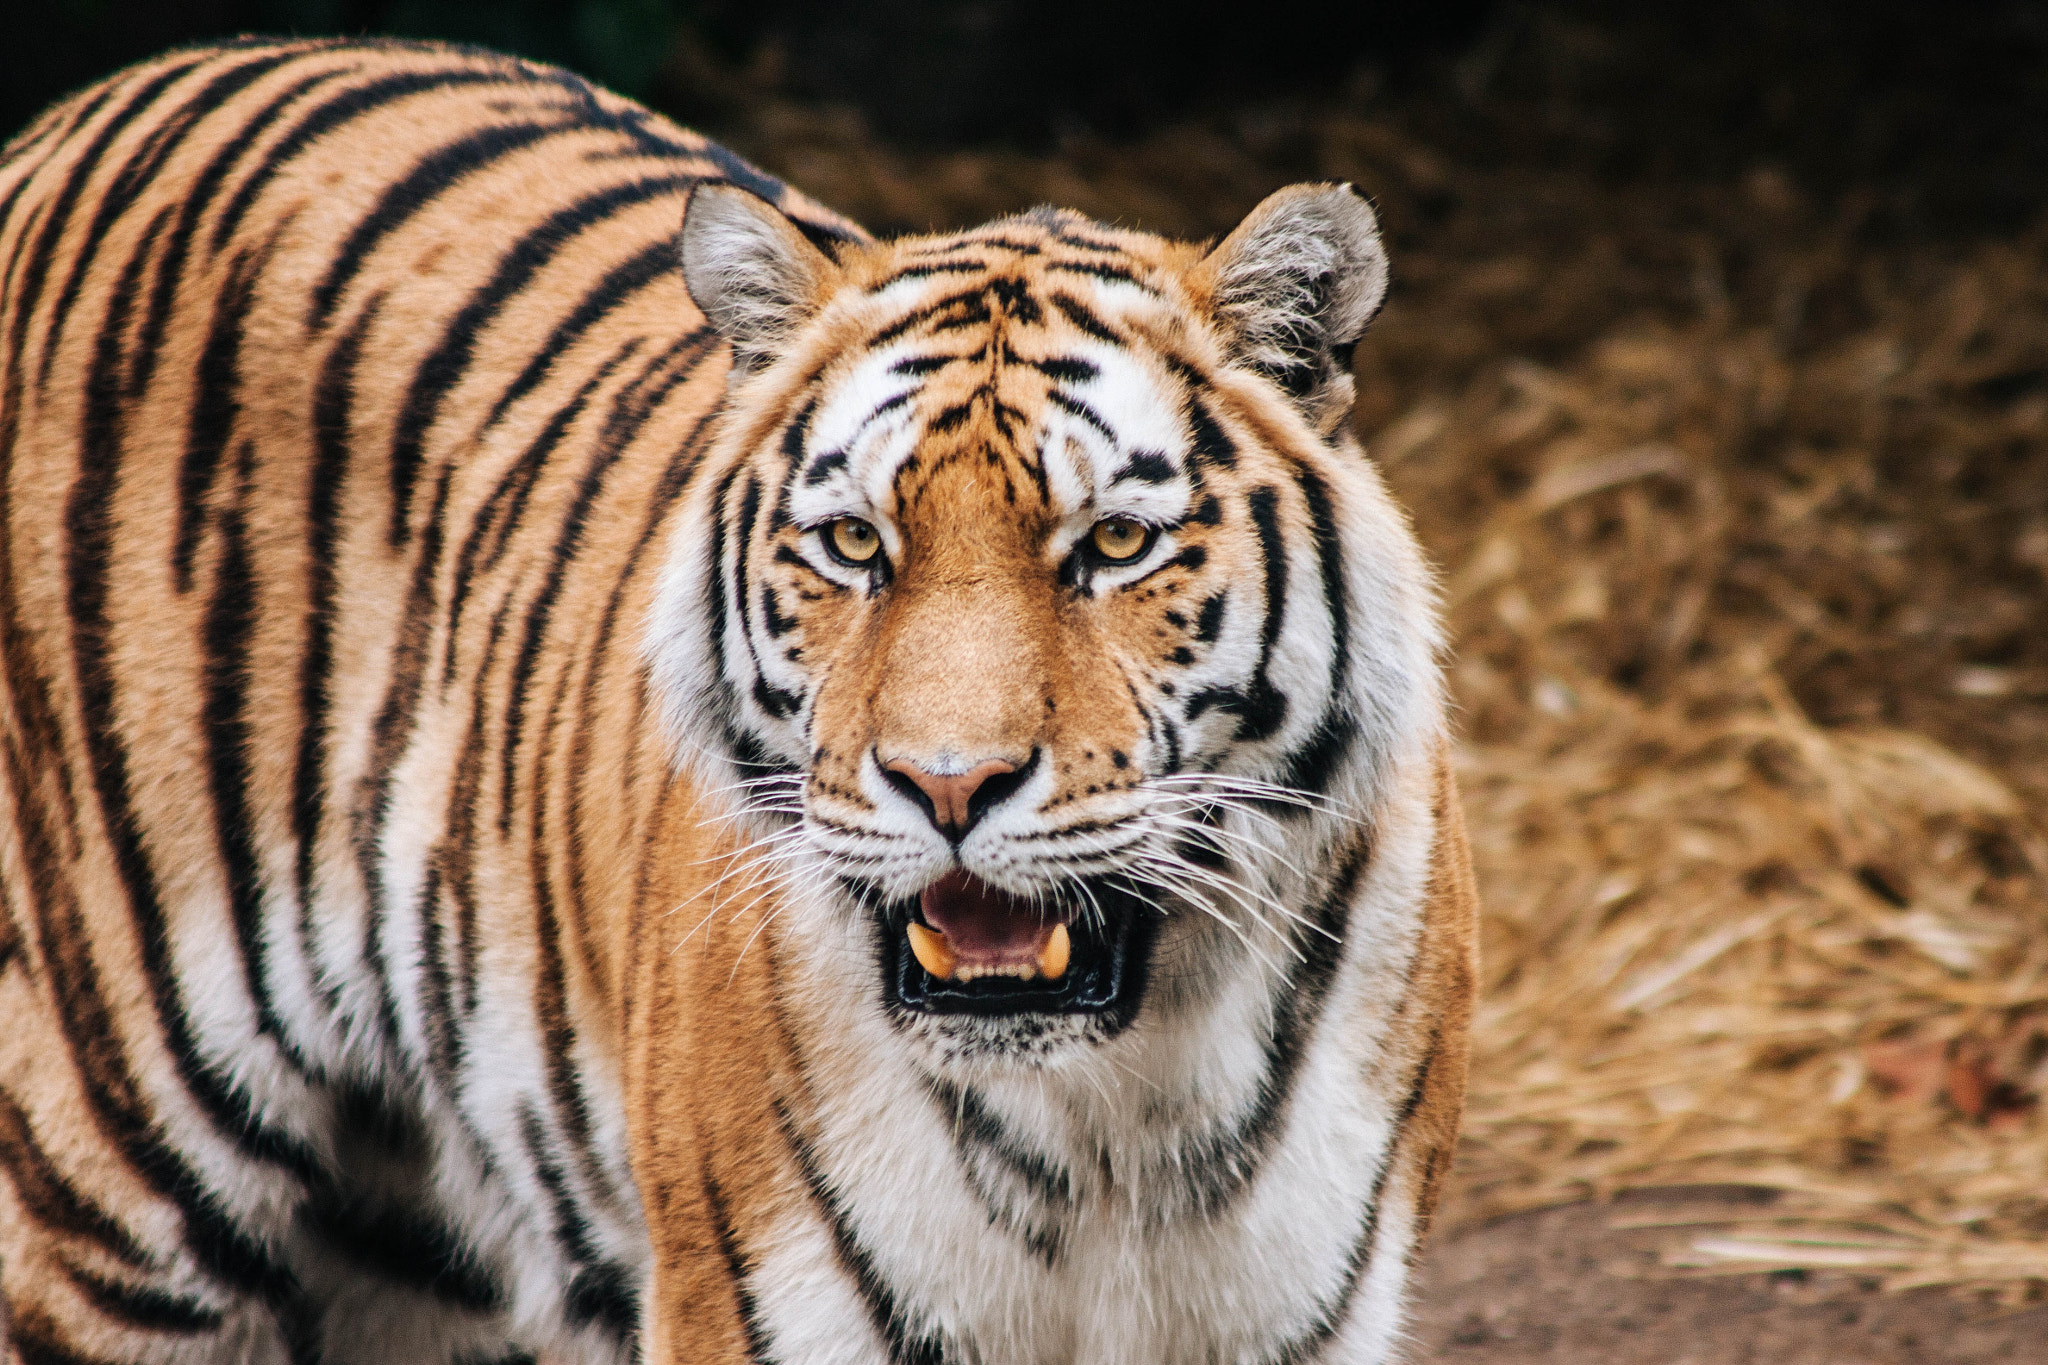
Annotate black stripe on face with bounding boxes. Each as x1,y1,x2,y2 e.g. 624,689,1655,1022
1112,450,1176,484
1047,390,1113,440
776,1098,952,1365
1183,487,1288,742
1046,291,1120,344
1274,463,1357,803
730,475,802,722
1187,394,1238,469
870,259,988,289
385,174,687,546
310,117,571,328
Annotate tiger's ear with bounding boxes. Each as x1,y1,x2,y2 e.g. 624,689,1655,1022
1197,183,1389,435
680,183,840,375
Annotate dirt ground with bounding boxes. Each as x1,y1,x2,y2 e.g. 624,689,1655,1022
1410,1195,2048,1363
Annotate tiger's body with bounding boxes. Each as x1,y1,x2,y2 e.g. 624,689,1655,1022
0,39,1475,1365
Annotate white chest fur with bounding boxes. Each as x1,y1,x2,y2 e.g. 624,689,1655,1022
756,773,1439,1365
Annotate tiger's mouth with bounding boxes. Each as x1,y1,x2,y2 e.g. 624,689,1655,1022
884,869,1153,1018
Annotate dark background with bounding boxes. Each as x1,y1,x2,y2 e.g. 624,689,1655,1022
7,1,2047,237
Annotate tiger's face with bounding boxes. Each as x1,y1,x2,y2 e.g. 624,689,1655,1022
651,185,1440,1063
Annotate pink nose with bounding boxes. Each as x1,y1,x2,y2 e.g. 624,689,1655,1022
883,757,1019,837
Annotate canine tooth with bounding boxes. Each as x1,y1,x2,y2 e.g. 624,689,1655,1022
1038,923,1071,981
907,922,957,979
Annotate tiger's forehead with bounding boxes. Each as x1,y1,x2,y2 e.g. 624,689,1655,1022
791,212,1210,530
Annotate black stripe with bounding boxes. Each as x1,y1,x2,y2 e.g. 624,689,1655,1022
865,285,993,348
481,240,681,432
208,65,514,255
1275,463,1357,801
777,1098,950,1365
1113,450,1177,484
730,476,801,722
386,175,687,545
173,234,276,589
518,1107,638,1339
310,117,572,328
1047,291,1122,343
702,1172,776,1364
0,1088,149,1267
1187,393,1238,469
70,200,324,1184
58,1256,224,1334
130,65,355,399
36,50,302,389
295,293,380,975
5,58,209,393
1183,486,1288,741
1045,258,1148,288
1047,390,1113,439
494,336,648,833
356,464,458,1051
1259,1024,1443,1365
1172,845,1365,1219
871,259,988,289
301,1190,504,1311
202,436,301,1057
445,341,643,673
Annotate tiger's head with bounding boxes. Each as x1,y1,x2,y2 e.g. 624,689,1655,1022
649,183,1441,1064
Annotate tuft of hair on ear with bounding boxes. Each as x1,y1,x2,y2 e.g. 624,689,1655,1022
680,182,840,377
1198,182,1390,435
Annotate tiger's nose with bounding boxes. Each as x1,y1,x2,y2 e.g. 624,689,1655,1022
882,755,1027,840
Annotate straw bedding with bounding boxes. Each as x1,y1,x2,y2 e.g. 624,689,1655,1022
695,26,2048,1297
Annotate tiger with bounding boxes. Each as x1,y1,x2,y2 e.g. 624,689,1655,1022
0,36,1476,1365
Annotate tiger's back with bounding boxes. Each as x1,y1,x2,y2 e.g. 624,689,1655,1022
0,39,853,1362
0,38,1476,1365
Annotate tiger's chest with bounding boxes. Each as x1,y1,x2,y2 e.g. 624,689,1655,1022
722,854,1435,1365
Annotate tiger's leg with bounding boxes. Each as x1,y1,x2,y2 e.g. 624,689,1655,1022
0,962,304,1364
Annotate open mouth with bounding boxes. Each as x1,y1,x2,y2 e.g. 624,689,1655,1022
884,869,1154,1019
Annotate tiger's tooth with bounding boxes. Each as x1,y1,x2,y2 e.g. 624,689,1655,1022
1038,923,1071,981
907,922,957,980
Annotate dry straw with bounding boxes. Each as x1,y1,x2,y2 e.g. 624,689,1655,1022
717,74,2048,1298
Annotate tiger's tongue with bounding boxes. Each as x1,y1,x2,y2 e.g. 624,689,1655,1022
918,870,1066,977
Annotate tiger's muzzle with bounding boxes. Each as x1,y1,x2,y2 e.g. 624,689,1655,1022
881,869,1157,1022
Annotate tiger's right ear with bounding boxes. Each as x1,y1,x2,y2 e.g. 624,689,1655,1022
680,183,840,375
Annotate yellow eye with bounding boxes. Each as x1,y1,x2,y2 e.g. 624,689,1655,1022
826,517,882,565
1090,517,1150,562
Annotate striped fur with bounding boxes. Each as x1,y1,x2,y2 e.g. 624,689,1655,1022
0,39,1476,1365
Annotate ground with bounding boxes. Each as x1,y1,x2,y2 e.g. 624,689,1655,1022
1412,1197,2048,1363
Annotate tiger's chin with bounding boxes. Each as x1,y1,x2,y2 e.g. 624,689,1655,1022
876,870,1161,1062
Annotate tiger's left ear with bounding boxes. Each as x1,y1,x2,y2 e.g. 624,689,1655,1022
680,182,841,376
1197,183,1389,435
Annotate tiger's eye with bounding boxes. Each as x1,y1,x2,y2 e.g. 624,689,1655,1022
827,517,881,565
1090,517,1149,562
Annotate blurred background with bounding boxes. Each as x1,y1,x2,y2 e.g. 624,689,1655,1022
10,0,2048,1348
